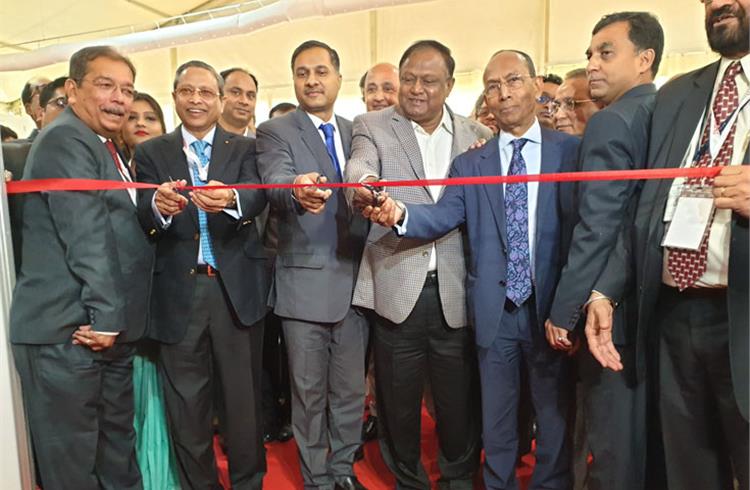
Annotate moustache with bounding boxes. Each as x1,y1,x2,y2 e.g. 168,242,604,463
708,4,744,27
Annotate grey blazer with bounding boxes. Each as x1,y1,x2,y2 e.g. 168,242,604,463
256,108,368,324
345,106,493,327
10,107,154,344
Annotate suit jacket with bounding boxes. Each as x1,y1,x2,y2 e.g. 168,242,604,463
345,105,493,327
10,107,154,344
402,128,579,347
549,83,656,348
135,125,270,344
597,61,749,419
2,140,32,271
255,109,367,324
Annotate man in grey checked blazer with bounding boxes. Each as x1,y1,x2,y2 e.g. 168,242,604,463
345,40,492,490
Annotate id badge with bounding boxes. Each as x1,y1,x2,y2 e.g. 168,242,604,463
662,190,714,251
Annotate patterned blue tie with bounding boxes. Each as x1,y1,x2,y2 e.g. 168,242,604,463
319,123,342,179
189,140,218,269
504,138,532,306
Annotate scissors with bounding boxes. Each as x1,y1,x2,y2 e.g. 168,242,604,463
361,182,386,206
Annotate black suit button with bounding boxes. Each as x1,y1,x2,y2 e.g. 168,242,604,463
499,280,506,286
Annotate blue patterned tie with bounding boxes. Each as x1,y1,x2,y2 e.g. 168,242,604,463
189,140,218,269
504,138,532,306
319,123,342,179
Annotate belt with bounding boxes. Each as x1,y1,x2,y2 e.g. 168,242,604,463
661,284,726,299
424,270,438,286
196,264,218,277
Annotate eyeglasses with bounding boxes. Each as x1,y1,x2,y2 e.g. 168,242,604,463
81,77,135,99
46,96,67,110
176,87,219,101
537,94,554,105
551,98,595,113
484,75,532,97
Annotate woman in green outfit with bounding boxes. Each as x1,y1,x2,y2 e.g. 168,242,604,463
122,92,179,490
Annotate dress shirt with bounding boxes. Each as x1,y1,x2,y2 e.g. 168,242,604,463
662,54,750,287
306,112,347,174
412,106,453,271
151,125,242,265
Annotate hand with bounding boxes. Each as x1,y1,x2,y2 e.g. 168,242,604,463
544,319,574,352
72,325,117,352
155,180,188,216
4,170,12,182
713,166,750,218
584,294,623,371
364,195,403,227
293,172,332,214
191,180,235,213
468,138,487,151
352,177,384,211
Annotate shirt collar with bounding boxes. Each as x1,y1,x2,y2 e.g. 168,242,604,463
498,118,542,149
719,54,750,86
411,105,454,136
306,112,339,133
181,124,217,148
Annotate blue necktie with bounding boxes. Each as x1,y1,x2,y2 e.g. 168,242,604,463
319,123,342,179
189,140,218,269
504,138,532,306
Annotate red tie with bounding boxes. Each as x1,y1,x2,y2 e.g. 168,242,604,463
667,61,743,290
104,139,126,177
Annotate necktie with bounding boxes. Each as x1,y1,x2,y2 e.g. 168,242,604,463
505,138,532,306
105,139,126,176
667,61,743,290
319,123,342,179
189,140,218,269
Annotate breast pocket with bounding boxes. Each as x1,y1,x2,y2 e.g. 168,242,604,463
277,253,325,269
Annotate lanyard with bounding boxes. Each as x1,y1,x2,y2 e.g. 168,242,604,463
693,89,750,163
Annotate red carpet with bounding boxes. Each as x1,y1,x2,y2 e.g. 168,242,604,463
215,406,536,489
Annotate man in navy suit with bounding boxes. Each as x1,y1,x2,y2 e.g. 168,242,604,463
367,50,579,490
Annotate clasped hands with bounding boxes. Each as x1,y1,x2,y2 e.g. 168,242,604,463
155,179,236,216
352,178,403,226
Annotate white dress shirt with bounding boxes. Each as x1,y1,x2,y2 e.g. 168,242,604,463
412,106,454,271
662,54,750,287
497,119,542,275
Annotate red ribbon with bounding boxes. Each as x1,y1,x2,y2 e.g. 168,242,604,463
5,166,722,195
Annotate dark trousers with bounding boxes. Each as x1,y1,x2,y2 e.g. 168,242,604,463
262,312,291,434
160,274,265,490
656,286,748,490
14,341,141,490
576,342,646,490
478,299,570,490
374,273,481,490
282,307,369,490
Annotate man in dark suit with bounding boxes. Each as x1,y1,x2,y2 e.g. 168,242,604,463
542,12,664,490
368,50,579,490
135,60,269,490
10,46,153,489
589,1,749,488
256,40,368,490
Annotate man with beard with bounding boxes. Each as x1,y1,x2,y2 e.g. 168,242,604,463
587,1,749,488
544,11,664,490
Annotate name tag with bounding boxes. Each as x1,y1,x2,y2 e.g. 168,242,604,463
662,196,714,251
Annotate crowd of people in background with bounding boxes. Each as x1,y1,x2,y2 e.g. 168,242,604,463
1,1,749,490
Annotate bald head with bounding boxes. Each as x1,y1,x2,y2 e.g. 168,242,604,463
363,62,399,112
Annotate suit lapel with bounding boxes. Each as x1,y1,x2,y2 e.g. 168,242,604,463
295,110,339,183
391,110,427,181
649,63,719,243
207,125,232,183
535,132,558,256
478,138,508,248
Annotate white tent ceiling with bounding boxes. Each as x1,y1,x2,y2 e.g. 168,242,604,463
0,0,718,134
